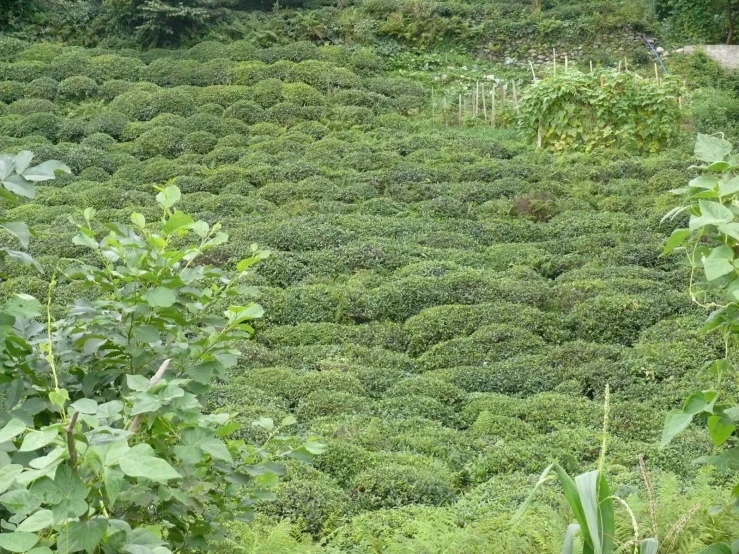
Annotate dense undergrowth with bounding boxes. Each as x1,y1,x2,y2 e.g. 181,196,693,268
2,13,739,551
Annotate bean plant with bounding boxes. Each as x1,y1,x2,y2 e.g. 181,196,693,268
662,133,739,553
0,151,323,553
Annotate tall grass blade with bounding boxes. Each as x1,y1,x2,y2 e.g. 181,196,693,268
575,470,603,554
640,538,658,554
513,462,554,521
561,524,580,554
553,464,592,548
597,472,615,554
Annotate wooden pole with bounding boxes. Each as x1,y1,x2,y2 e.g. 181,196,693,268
618,60,622,73
553,48,557,75
565,54,568,72
590,60,593,74
513,81,519,113
481,82,487,123
600,75,604,88
529,61,537,82
624,58,628,72
432,87,435,121
538,121,543,148
654,63,659,81
502,85,507,124
475,81,480,118
491,88,496,127
458,94,462,125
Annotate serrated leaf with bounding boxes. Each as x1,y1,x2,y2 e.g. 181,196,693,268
696,134,733,163
142,287,177,308
162,211,193,235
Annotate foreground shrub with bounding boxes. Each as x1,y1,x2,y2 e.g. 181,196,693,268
351,464,455,510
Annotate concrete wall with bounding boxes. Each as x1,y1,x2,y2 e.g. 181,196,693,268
684,45,739,70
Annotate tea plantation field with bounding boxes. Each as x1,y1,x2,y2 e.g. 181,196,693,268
0,37,736,551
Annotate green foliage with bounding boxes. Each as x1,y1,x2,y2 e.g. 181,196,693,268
520,70,683,153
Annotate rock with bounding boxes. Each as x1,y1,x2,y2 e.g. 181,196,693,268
656,46,665,54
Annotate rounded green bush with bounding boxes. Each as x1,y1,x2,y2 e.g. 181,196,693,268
470,411,536,440
226,40,258,62
6,98,56,116
182,131,218,155
267,101,302,125
195,85,249,107
100,80,136,101
295,390,372,420
230,61,270,86
88,54,144,83
386,375,465,406
85,111,130,140
1,61,52,82
109,91,154,121
58,75,99,101
186,41,228,62
351,464,455,510
133,126,186,159
26,77,58,101
15,113,63,141
262,477,352,537
0,81,26,103
247,78,284,108
314,440,377,487
282,82,325,106
418,324,547,371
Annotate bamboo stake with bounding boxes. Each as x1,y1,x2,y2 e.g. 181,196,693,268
458,94,462,126
432,87,435,121
654,63,659,80
475,81,480,118
600,75,604,88
624,58,628,72
481,83,487,123
537,121,543,148
529,61,537,82
491,88,496,127
590,60,593,74
513,81,519,113
565,54,569,72
618,60,622,73
502,85,507,122
553,48,557,75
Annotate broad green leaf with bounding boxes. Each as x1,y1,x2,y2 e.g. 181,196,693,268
119,449,181,482
3,174,35,198
142,287,177,308
162,211,193,235
661,410,694,448
0,465,23,494
127,375,151,392
28,548,53,554
130,212,145,228
19,428,58,452
708,415,736,447
51,465,88,520
0,489,41,512
690,175,719,190
133,325,160,344
0,418,26,443
130,394,161,416
3,294,42,318
696,134,733,163
683,390,719,415
49,389,69,408
719,222,739,241
56,518,107,554
0,221,31,248
662,229,690,256
104,467,124,505
721,176,739,196
0,532,39,553
22,160,71,182
182,428,232,463
13,151,33,174
16,509,54,532
704,246,735,281
72,232,98,250
155,185,181,210
690,201,734,230
191,220,209,238
71,398,98,415
97,401,124,418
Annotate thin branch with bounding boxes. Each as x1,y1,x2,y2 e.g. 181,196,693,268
65,411,80,472
128,359,171,434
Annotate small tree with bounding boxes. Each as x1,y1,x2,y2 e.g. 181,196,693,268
0,151,323,552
